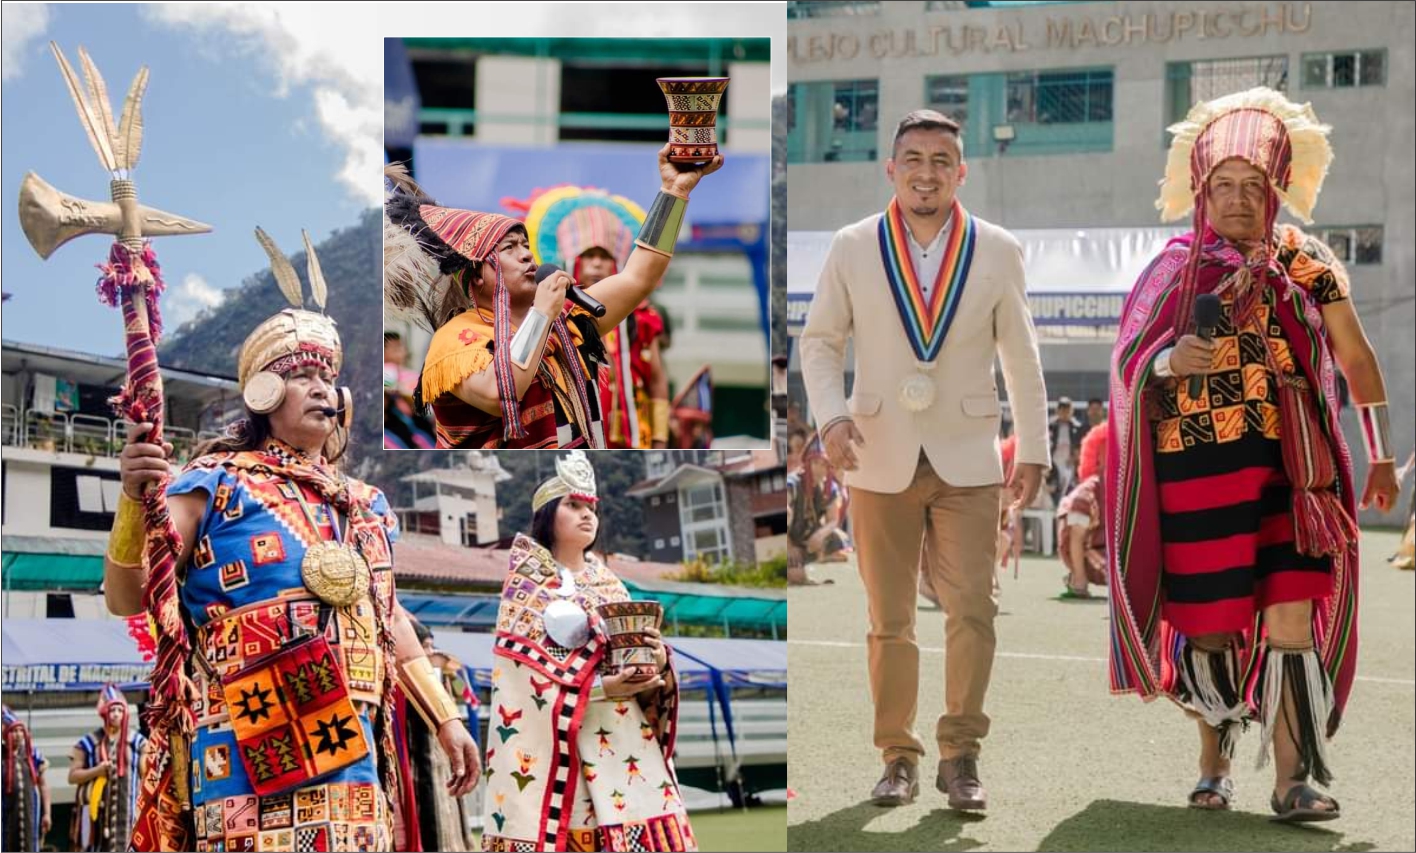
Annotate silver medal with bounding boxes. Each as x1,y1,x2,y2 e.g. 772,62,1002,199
544,599,591,648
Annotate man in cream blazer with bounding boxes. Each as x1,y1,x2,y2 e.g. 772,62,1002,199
800,110,1049,811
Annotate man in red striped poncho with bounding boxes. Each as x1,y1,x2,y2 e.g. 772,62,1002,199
1106,88,1400,823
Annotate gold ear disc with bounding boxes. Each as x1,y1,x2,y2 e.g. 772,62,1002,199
243,371,286,414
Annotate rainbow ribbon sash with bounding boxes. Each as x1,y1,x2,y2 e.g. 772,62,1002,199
877,197,976,363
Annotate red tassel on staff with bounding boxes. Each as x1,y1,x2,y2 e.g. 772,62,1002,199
97,241,199,852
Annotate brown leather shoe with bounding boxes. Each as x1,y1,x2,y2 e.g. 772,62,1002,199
870,758,919,807
937,756,987,811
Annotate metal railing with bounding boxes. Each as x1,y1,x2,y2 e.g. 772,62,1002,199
417,108,770,138
4,408,211,459
1,403,18,447
22,410,68,452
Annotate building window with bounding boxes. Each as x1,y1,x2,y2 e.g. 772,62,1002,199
786,79,879,164
654,538,665,550
46,593,75,619
646,451,671,480
1007,69,1112,125
682,482,724,524
1302,50,1385,88
925,75,969,129
1167,57,1289,126
1315,225,1383,266
670,535,681,547
788,1,880,18
651,496,661,507
679,480,732,563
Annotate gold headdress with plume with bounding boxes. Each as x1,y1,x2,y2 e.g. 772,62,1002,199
532,450,599,512
237,230,349,456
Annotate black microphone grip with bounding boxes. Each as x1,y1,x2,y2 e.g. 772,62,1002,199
1188,293,1223,399
1187,331,1211,399
535,263,607,318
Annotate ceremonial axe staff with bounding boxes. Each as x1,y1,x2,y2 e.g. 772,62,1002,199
17,42,211,450
18,45,211,839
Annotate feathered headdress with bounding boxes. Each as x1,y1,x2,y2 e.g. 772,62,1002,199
237,229,342,408
506,185,645,279
1157,87,1333,225
1157,87,1334,339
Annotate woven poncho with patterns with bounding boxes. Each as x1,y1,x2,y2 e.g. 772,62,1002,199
1104,223,1359,732
132,444,402,853
481,535,696,852
420,306,611,449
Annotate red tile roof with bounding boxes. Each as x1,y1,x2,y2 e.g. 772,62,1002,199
392,534,684,587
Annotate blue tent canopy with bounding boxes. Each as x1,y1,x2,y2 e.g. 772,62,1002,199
2,618,151,692
399,583,787,637
429,633,782,690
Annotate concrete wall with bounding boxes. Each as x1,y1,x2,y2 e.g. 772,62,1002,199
789,1,1415,523
1,452,117,541
474,55,562,146
725,479,759,565
727,60,774,153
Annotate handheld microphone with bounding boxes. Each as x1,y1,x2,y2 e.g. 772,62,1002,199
1189,293,1223,399
535,263,607,318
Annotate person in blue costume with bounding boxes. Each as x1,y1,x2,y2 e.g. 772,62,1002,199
104,229,479,852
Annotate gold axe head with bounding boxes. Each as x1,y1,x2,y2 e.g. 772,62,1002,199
19,172,212,260
21,43,211,260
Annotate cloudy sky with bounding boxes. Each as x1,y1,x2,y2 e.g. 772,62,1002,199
1,2,784,354
2,3,385,352
380,2,787,93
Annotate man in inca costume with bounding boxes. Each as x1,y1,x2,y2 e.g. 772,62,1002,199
383,145,719,449
513,186,673,449
481,452,696,851
105,231,480,851
1107,88,1399,821
3,704,52,852
15,44,477,853
67,685,145,851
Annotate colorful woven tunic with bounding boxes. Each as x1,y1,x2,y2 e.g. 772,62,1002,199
603,304,665,449
71,728,145,851
1056,475,1107,587
2,708,47,853
1106,223,1360,725
481,535,695,852
154,442,401,852
421,308,610,449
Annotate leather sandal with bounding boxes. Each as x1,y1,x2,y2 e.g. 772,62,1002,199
1270,783,1340,823
1187,776,1234,810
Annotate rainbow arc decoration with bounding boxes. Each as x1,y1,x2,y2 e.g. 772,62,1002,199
876,197,976,363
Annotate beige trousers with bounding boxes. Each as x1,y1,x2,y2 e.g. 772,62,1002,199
850,451,1001,764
